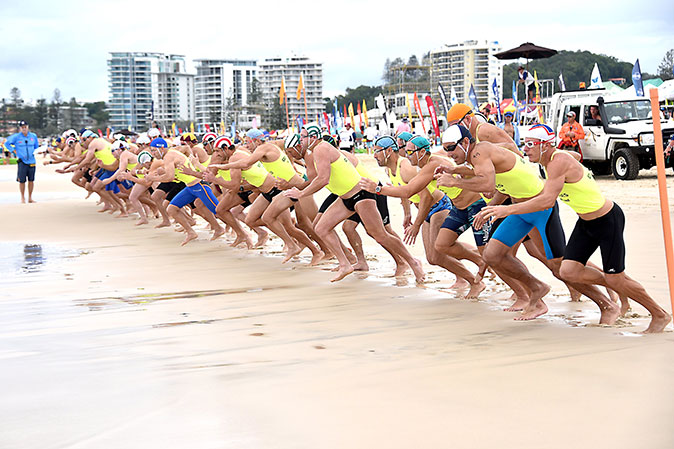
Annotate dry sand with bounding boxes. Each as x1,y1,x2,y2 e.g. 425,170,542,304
1,156,673,449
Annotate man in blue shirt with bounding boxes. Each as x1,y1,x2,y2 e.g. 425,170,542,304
5,120,39,203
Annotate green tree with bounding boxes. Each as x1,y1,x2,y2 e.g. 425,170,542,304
658,49,674,81
84,101,109,127
324,85,383,113
10,87,21,105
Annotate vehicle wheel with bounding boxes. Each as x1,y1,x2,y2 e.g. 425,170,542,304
611,148,639,180
590,161,612,176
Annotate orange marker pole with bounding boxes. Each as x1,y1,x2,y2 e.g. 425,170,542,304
649,88,674,314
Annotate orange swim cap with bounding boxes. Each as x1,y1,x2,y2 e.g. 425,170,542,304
446,103,473,123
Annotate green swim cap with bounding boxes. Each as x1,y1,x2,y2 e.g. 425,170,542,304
397,131,413,142
410,136,430,151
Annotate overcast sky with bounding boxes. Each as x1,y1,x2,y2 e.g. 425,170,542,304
1,0,671,103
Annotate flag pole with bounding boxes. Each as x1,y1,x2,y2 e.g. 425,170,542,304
649,88,674,315
285,90,290,132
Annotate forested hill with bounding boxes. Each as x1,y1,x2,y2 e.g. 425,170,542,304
501,50,650,97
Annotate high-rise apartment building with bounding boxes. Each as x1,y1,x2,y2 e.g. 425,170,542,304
430,40,502,107
194,59,257,126
258,56,323,125
108,52,194,131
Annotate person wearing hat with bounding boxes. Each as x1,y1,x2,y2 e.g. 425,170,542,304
396,117,412,135
338,123,356,153
558,111,585,155
476,124,670,333
439,124,614,321
446,103,520,155
5,120,39,203
517,66,536,103
498,107,520,147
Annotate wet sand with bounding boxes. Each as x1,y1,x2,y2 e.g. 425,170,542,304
1,159,673,449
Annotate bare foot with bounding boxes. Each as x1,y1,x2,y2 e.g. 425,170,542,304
474,262,488,283
181,232,198,246
28,198,36,203
344,248,358,265
504,296,530,312
409,258,425,283
515,300,548,321
643,312,672,334
135,218,149,226
352,261,369,271
255,230,269,248
21,198,26,204
282,244,303,263
330,265,354,282
451,277,470,289
394,262,409,277
85,191,93,199
115,211,129,218
465,281,486,299
211,227,225,241
310,251,326,266
599,302,621,325
230,234,250,248
619,295,630,317
155,220,171,229
97,206,112,213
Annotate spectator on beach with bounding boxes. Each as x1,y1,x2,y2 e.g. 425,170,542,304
338,123,356,152
396,117,412,135
5,120,39,203
498,108,520,147
517,66,536,102
558,111,585,155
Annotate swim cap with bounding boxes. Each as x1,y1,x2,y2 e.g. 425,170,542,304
321,133,336,146
214,136,233,149
51,137,62,147
150,137,168,148
446,103,473,123
284,133,301,149
136,133,151,145
409,136,431,151
374,136,398,151
81,129,96,139
61,129,78,139
525,124,556,143
442,125,472,144
397,131,413,143
137,150,153,164
246,128,265,140
303,123,321,138
148,128,161,138
181,132,197,143
65,137,76,146
504,105,516,116
202,132,217,145
111,140,129,151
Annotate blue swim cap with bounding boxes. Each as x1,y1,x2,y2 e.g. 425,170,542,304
410,136,431,151
397,131,413,142
150,137,168,148
81,129,96,139
374,136,398,151
246,128,265,140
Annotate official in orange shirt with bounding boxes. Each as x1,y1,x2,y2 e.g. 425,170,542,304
558,111,585,155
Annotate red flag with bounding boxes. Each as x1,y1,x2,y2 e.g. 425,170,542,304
413,93,427,135
105,127,110,138
204,124,211,132
425,96,441,140
97,129,103,137
323,112,331,134
178,127,182,134
357,102,362,129
343,104,347,126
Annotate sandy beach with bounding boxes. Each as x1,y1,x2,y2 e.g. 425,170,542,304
1,156,673,449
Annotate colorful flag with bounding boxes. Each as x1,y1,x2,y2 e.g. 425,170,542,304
632,59,644,97
220,120,226,134
333,99,339,129
450,86,458,106
348,103,356,130
406,93,413,122
534,71,544,123
279,76,286,105
362,100,369,127
190,122,194,133
437,84,449,116
231,121,236,138
105,127,110,138
343,104,347,126
357,101,362,129
590,63,603,89
558,72,566,92
412,92,426,135
425,95,440,140
296,115,304,130
296,73,304,101
171,122,176,137
178,127,183,134
491,79,502,123
97,129,103,137
323,112,331,134
468,85,478,110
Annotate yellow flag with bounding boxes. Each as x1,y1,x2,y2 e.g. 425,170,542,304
190,122,194,133
171,122,176,138
279,76,286,105
296,73,304,101
220,120,225,135
406,94,413,122
348,103,356,130
362,100,369,127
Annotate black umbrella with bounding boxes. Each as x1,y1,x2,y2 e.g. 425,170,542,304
114,129,138,136
494,42,557,61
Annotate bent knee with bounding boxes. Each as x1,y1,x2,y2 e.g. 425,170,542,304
559,260,583,281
